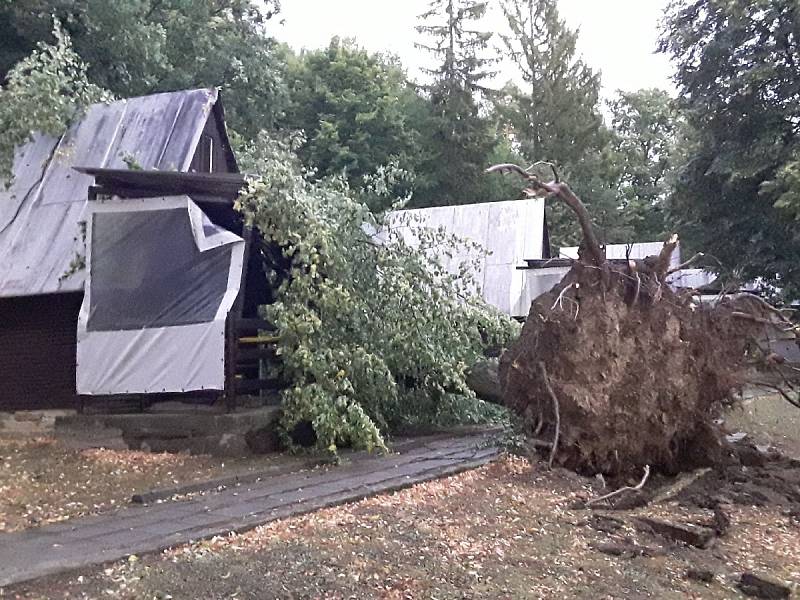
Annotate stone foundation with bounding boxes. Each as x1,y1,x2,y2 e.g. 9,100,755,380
53,404,282,456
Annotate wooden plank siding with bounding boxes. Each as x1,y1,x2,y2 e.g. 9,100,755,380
0,293,83,410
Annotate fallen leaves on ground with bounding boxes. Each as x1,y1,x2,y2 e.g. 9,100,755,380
10,455,800,599
0,438,299,533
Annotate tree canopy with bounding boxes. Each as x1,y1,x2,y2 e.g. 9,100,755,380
0,24,109,184
660,0,800,294
280,38,419,208
608,88,684,242
495,0,612,246
411,0,498,206
0,0,287,137
236,133,516,450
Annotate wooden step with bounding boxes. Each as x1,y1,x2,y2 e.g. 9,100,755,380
239,335,279,345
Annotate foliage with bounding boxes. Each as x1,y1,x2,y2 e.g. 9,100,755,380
0,0,288,138
497,0,603,167
280,39,420,210
411,0,497,206
235,133,519,452
660,0,800,294
608,88,685,241
0,23,110,185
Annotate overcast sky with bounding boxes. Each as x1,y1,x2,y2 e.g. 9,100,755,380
273,0,676,99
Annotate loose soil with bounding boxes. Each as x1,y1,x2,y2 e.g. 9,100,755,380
0,437,307,533
6,454,799,600
500,254,763,477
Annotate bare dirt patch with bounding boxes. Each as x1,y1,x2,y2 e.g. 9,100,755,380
0,437,305,532
7,455,799,599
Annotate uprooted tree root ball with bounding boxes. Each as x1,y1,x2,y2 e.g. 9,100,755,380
500,257,756,476
488,163,788,477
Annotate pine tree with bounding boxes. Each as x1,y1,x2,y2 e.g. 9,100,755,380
412,1,497,206
497,0,603,166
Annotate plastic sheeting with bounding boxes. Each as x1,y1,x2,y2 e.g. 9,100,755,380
77,196,244,395
387,199,546,317
560,242,682,269
0,89,220,298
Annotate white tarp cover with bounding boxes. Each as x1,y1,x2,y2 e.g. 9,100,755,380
0,88,220,298
519,242,691,313
388,199,545,317
77,196,245,395
559,242,682,269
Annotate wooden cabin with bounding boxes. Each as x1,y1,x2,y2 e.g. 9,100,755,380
0,89,276,412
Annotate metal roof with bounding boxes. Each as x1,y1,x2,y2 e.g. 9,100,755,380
0,88,221,298
387,199,546,317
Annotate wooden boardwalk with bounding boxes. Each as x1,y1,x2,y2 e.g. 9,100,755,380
0,432,499,588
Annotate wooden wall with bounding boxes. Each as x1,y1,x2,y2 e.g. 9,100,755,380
0,293,82,410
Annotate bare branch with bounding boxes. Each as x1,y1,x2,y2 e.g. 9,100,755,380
666,252,704,275
654,234,679,278
732,292,797,326
586,465,651,507
526,160,560,182
730,311,797,332
486,163,606,269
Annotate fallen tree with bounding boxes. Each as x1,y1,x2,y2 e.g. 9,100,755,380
487,163,799,476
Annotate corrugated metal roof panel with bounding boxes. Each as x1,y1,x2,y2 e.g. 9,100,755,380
0,88,218,298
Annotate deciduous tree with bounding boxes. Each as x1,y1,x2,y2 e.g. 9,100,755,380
660,0,800,294
0,0,288,138
280,39,419,209
609,88,684,241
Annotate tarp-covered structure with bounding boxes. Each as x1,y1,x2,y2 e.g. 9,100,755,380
0,88,232,297
0,89,248,410
77,195,245,395
388,199,547,317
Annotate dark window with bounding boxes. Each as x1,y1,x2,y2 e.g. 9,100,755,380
194,134,214,172
87,209,231,331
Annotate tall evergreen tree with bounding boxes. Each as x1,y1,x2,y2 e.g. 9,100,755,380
496,0,615,246
412,0,497,206
497,0,603,169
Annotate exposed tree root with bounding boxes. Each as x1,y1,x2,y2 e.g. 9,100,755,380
488,163,798,477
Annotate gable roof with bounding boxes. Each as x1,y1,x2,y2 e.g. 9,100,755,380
0,88,223,298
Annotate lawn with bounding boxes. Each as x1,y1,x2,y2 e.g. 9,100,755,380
7,455,799,599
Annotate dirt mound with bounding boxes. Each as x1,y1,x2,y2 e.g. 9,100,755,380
675,450,800,512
